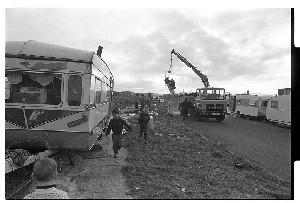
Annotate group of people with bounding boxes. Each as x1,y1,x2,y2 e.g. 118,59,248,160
24,105,151,199
24,104,151,199
105,105,151,158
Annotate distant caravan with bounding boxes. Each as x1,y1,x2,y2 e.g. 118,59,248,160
229,94,272,119
5,40,114,151
228,88,291,127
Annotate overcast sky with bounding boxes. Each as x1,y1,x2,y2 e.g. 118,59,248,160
5,7,291,95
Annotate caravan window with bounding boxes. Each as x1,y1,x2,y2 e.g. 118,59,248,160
95,78,102,106
271,101,278,109
90,75,96,105
260,101,268,107
68,75,82,106
5,71,62,105
249,100,256,106
102,79,108,102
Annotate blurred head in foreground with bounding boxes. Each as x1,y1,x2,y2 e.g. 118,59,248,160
32,157,58,183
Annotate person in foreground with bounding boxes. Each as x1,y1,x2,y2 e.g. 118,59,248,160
23,157,69,199
106,108,132,158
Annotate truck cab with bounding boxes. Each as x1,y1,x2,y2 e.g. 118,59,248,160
191,87,227,122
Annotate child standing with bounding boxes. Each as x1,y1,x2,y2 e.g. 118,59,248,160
138,107,150,144
106,108,132,158
23,157,69,199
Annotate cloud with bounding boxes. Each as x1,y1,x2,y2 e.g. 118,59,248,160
106,8,290,94
5,8,291,95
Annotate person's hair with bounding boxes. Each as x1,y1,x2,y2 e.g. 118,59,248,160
112,108,119,114
32,157,57,182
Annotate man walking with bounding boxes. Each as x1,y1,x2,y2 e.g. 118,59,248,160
181,97,192,120
106,108,132,158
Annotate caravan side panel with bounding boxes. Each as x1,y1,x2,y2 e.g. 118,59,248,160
266,109,291,126
266,95,291,126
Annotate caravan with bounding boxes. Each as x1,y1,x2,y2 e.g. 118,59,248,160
5,40,114,151
229,93,273,120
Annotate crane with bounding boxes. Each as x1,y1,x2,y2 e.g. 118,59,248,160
166,49,227,122
170,49,210,88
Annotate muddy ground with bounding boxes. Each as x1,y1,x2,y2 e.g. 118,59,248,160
120,101,291,199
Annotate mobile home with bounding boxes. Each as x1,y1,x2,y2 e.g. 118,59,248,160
5,40,114,151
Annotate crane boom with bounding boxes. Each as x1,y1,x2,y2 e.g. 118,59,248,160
170,49,210,88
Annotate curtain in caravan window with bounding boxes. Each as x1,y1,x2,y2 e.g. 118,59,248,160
29,74,54,86
7,72,22,84
6,72,62,105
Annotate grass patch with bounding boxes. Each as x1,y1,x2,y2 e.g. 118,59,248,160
121,103,291,199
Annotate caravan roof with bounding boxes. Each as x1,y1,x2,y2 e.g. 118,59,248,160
6,40,94,63
259,95,273,100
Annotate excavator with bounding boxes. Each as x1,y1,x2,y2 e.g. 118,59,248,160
165,49,227,122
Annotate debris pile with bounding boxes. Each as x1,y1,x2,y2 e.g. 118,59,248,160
6,149,31,167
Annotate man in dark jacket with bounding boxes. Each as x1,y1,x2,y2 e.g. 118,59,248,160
181,97,193,120
106,108,132,158
138,107,150,144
